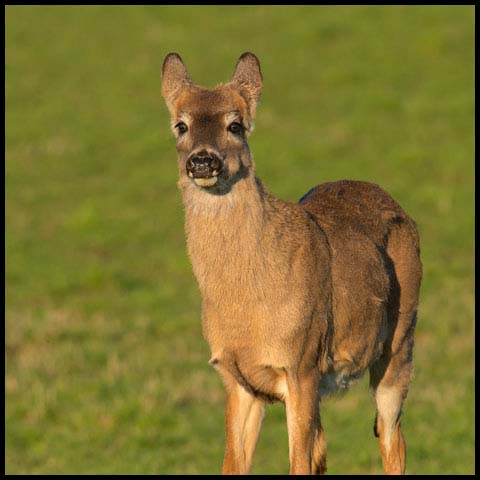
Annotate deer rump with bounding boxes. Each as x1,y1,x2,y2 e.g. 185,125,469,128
299,179,418,396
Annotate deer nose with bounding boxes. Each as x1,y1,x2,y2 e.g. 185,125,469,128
186,154,222,178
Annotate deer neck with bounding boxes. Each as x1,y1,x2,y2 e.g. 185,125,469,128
180,169,271,302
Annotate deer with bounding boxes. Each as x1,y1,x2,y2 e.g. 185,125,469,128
161,51,422,475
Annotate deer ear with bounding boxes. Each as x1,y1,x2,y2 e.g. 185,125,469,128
231,52,263,119
162,53,192,112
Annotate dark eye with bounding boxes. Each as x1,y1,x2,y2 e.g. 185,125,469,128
175,122,188,135
228,122,243,135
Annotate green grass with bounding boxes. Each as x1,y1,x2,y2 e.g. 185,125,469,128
5,5,475,475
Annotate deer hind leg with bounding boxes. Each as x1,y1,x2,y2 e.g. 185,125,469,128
373,382,407,474
222,381,265,474
370,329,415,476
371,220,421,475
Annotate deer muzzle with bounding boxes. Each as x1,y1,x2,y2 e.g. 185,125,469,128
186,153,223,187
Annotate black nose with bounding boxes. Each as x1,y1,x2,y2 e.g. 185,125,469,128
186,155,222,178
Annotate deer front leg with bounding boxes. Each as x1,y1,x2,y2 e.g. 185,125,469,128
285,369,320,475
222,381,265,475
311,413,327,474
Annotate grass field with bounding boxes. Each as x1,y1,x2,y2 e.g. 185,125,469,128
5,5,475,474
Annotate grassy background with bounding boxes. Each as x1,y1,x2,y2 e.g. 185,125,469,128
5,5,475,474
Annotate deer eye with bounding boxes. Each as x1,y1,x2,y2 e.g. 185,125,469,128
228,122,243,135
175,122,188,135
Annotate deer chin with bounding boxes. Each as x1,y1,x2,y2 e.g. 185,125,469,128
193,177,218,187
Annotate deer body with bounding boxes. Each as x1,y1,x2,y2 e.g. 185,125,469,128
162,52,422,475
181,173,332,401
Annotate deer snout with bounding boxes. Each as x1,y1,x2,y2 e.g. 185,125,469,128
186,154,223,180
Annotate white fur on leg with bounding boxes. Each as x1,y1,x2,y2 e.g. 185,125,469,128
375,385,403,453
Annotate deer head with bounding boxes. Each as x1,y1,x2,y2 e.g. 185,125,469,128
162,52,262,193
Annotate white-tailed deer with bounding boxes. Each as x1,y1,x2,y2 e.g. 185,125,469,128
161,52,422,475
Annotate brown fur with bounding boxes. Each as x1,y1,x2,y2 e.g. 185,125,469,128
161,52,422,475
